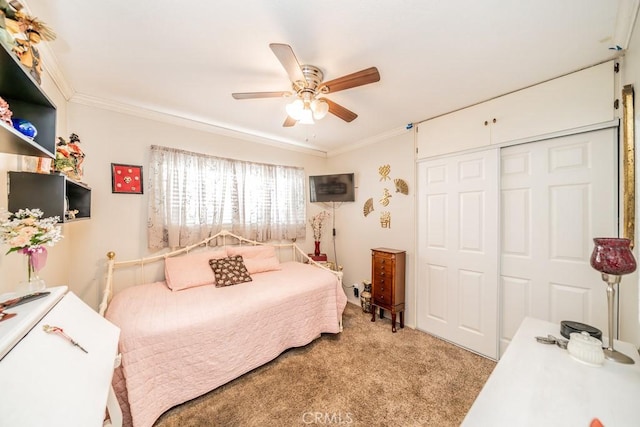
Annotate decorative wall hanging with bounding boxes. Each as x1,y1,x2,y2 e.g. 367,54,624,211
363,198,374,217
364,163,408,228
112,163,143,194
394,178,409,195
380,211,391,228
380,188,392,207
622,84,635,248
378,164,391,181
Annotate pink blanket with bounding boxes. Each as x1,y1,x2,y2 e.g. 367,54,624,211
106,261,347,427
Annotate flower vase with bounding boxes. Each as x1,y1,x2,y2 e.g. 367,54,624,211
314,241,321,257
16,250,46,296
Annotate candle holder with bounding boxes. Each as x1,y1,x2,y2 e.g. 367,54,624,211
590,237,636,364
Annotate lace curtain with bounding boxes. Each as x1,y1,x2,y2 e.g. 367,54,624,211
148,145,306,249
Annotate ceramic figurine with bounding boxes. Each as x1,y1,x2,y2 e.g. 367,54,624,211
54,133,85,181
5,7,55,85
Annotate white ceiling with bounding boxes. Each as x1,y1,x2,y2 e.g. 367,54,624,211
22,0,638,154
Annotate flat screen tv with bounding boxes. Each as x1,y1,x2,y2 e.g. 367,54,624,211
309,173,355,203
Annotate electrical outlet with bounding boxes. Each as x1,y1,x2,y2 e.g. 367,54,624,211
354,288,359,297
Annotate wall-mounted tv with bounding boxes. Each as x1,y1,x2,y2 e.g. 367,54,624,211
309,173,355,203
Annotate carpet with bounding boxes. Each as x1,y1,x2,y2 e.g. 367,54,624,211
154,303,496,426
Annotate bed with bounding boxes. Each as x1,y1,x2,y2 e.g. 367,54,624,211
99,231,347,427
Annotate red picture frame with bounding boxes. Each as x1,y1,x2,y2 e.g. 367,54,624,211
111,163,143,194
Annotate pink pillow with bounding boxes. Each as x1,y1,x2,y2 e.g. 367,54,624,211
164,248,228,291
226,245,281,274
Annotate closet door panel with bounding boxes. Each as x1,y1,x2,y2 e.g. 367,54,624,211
417,149,499,359
426,264,448,321
501,276,531,342
499,129,617,356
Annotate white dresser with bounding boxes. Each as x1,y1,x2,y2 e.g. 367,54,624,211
0,286,120,427
462,317,640,426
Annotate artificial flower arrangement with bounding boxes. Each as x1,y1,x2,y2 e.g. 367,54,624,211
0,208,63,283
309,210,331,242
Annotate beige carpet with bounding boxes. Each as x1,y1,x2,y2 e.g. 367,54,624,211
154,303,496,427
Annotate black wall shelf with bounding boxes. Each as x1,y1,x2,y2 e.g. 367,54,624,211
8,172,91,222
0,41,56,158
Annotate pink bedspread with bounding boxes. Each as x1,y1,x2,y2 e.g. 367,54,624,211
106,261,347,427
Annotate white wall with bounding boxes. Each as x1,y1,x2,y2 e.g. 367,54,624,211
620,14,640,346
63,102,331,306
327,131,416,326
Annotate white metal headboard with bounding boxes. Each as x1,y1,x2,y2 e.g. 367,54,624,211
99,230,340,316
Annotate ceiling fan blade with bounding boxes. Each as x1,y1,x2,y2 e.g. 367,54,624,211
232,91,291,100
319,67,380,93
269,43,306,84
323,98,358,122
283,116,297,127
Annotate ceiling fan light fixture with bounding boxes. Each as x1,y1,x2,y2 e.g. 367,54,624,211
233,44,380,128
298,108,315,125
311,99,329,120
285,99,305,120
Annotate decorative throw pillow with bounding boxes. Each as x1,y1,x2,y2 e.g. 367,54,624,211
209,255,253,287
226,245,281,274
165,248,228,291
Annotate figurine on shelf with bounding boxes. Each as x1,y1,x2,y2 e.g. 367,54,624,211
6,8,55,85
65,209,79,221
0,0,20,47
0,96,12,125
13,30,42,83
53,133,85,181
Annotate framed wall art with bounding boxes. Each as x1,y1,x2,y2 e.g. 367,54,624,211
111,163,143,194
622,84,635,248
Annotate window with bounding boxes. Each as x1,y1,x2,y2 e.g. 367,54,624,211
148,145,306,249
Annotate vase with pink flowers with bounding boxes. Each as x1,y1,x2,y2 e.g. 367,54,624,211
0,208,63,295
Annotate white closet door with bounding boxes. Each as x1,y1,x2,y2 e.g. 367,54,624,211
417,149,499,359
500,128,617,355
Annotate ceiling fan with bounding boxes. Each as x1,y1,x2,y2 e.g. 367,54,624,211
232,43,381,127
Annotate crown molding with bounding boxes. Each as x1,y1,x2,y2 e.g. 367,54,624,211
68,93,330,158
615,0,640,49
39,43,75,101
326,126,409,157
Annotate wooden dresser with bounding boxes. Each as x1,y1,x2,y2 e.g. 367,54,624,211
370,248,406,332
